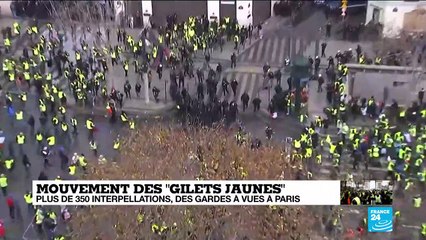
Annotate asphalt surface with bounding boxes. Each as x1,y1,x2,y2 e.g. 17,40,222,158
1,11,425,240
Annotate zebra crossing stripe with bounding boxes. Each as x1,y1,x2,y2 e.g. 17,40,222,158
271,38,280,65
233,73,249,104
262,38,272,63
278,38,287,66
286,36,292,60
291,37,297,59
248,73,260,100
247,42,256,60
295,38,301,56
254,39,265,63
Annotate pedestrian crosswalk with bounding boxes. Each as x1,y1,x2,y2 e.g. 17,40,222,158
238,36,312,67
215,71,264,106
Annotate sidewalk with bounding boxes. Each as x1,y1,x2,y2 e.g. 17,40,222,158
304,39,375,61
306,80,328,121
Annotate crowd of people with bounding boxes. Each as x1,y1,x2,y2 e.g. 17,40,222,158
283,38,426,235
340,187,393,205
0,11,267,238
1,7,426,238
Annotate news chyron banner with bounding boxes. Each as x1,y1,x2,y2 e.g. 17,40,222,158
32,180,340,206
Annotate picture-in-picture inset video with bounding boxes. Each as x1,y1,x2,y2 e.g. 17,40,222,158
340,180,393,205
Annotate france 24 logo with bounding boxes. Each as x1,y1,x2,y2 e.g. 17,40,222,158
368,207,393,232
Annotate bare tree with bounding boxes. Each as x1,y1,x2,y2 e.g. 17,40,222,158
69,125,319,239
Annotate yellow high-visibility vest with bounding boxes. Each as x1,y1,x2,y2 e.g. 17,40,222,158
24,194,32,204
4,38,11,47
113,140,120,150
79,156,87,167
16,111,24,120
47,136,56,146
5,159,14,169
0,176,8,187
17,135,25,144
69,165,76,175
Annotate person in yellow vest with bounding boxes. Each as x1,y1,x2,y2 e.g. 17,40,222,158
4,158,14,172
120,111,128,123
352,194,361,205
54,235,65,240
4,38,11,53
129,118,135,129
48,210,57,225
16,110,24,121
113,138,120,150
75,51,81,62
52,115,59,126
90,140,98,156
358,54,365,64
2,59,9,76
35,131,43,146
47,135,56,147
58,106,66,115
70,117,78,134
69,163,77,176
24,191,33,212
86,118,95,139
35,208,44,233
421,223,426,237
233,35,239,50
78,154,88,171
137,210,144,224
316,153,322,165
31,25,38,34
61,122,68,133
413,195,422,208
152,223,160,233
123,60,129,77
0,174,8,196
16,132,26,155
19,92,27,104
13,22,21,35
9,70,15,82
111,50,117,66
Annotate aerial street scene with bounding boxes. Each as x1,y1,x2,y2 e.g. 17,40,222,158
0,0,425,239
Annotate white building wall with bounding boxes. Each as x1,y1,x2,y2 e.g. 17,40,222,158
236,0,252,26
271,0,279,16
207,0,220,22
115,0,125,23
141,0,152,27
0,1,12,16
366,0,426,38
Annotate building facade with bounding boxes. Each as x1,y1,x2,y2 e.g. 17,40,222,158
0,1,13,16
366,0,426,38
0,0,277,27
126,0,277,27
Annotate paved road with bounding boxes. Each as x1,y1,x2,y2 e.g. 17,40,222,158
236,11,329,68
237,34,311,67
